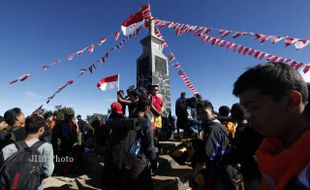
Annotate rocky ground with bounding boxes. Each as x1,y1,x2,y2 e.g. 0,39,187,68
43,141,197,190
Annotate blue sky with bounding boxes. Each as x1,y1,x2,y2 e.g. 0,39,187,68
1,0,310,118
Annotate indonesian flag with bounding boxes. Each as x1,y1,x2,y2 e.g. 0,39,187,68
294,39,310,50
98,38,107,46
19,74,31,81
114,32,120,41
121,4,150,36
42,65,49,71
97,74,119,91
169,52,175,61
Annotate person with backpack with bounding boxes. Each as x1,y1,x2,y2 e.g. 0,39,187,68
4,107,27,142
194,100,233,190
1,115,54,190
103,98,156,190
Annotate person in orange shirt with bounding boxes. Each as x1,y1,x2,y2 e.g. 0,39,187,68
233,62,310,190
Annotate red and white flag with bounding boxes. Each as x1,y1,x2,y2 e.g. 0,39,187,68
114,32,120,41
87,44,95,53
98,38,107,46
97,74,119,91
121,4,149,36
169,52,175,61
294,39,310,50
42,65,49,71
19,74,31,81
271,36,283,44
68,54,75,61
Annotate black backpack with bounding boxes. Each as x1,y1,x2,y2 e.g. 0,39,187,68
0,141,45,190
105,118,147,179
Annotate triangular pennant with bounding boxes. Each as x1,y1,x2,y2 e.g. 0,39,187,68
98,38,107,46
303,65,310,74
168,52,175,61
42,65,49,71
87,44,95,53
114,31,120,41
294,39,310,50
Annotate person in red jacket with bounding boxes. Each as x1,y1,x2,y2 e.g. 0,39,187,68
233,62,310,190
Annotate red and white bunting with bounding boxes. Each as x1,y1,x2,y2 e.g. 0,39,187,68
178,70,198,95
68,54,75,61
303,65,310,74
9,79,18,84
156,19,310,49
86,44,95,53
98,38,107,46
114,32,120,41
42,65,49,71
76,49,85,55
19,74,31,81
284,37,298,46
294,39,310,50
173,63,181,68
220,30,231,39
259,35,270,44
168,52,175,61
271,36,283,44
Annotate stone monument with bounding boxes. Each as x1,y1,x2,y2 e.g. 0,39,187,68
136,21,171,117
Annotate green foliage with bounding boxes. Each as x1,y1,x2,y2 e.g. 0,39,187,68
53,106,75,120
86,113,105,125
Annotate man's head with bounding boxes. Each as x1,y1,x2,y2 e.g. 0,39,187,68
44,111,53,123
111,102,123,115
4,107,25,127
219,105,230,117
150,85,159,96
117,90,124,97
77,115,82,120
137,97,151,114
197,100,215,122
233,62,308,137
181,92,186,98
25,115,45,137
230,103,245,121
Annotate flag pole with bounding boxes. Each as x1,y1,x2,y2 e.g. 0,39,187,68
117,74,120,91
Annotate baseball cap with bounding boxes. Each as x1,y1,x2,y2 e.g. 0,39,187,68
111,102,123,115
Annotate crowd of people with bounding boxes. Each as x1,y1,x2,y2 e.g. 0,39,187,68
0,62,309,190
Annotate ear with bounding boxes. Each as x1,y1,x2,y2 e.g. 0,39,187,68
286,91,303,112
39,127,45,134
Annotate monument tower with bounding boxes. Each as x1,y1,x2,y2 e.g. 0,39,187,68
136,21,171,117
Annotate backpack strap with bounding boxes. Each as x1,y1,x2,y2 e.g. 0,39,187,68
31,140,45,150
15,141,28,151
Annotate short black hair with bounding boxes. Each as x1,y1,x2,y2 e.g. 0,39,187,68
231,103,245,121
219,106,230,117
151,84,159,89
4,107,23,126
117,90,124,95
137,97,151,112
25,115,46,134
233,62,308,103
197,100,214,112
44,111,53,120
